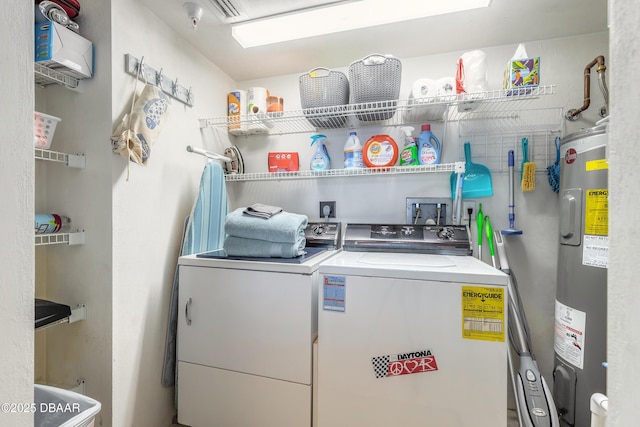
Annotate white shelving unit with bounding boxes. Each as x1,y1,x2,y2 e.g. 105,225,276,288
35,149,86,246
35,231,86,246
225,162,465,182
34,63,81,90
199,85,558,181
200,85,557,135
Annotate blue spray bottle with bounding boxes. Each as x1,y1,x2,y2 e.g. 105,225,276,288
310,134,331,171
417,124,441,165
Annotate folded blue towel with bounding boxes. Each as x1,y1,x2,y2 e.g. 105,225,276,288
225,208,308,244
223,235,306,258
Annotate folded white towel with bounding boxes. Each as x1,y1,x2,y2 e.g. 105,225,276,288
223,235,306,258
243,203,283,219
225,208,308,244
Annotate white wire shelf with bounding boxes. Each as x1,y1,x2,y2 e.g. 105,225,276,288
224,162,465,182
35,148,86,169
200,85,556,135
34,63,81,89
35,231,85,246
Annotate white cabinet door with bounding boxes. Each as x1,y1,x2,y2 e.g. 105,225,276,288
178,361,311,427
178,265,315,384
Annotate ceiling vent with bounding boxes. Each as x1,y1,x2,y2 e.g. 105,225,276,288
206,0,248,22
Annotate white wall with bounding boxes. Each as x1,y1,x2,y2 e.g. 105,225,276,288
0,3,34,427
608,0,640,424
110,1,235,425
35,0,114,425
230,33,608,386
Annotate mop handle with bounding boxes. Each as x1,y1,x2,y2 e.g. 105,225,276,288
508,150,516,230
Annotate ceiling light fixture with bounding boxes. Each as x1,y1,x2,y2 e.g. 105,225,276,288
232,0,491,48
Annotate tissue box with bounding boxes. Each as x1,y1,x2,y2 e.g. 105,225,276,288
35,21,94,79
268,152,299,173
504,57,539,96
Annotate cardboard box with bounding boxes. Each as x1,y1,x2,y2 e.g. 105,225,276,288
504,57,539,96
268,152,299,173
35,21,94,79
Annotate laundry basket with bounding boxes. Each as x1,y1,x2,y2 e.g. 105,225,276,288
299,67,350,128
349,54,402,121
34,112,61,150
34,384,101,427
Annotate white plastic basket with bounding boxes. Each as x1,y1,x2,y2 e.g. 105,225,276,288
35,384,101,427
34,112,61,149
349,54,402,121
299,67,350,128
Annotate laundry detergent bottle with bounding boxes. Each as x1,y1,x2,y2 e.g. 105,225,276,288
343,131,364,169
309,134,331,171
399,126,418,166
417,124,441,165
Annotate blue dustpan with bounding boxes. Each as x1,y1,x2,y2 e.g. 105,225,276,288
450,142,493,199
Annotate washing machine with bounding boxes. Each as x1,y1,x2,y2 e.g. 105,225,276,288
176,222,340,427
316,224,509,427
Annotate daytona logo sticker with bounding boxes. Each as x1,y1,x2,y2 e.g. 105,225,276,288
371,349,438,379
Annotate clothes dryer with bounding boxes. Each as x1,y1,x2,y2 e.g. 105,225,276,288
176,222,340,427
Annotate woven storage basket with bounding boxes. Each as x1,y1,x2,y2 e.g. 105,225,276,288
349,54,402,121
299,68,350,128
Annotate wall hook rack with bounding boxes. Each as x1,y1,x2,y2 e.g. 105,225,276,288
124,54,194,107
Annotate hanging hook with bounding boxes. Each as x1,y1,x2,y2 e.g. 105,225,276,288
157,68,165,91
186,87,193,105
172,77,179,97
137,56,146,81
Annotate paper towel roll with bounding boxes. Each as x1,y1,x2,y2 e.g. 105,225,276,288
410,78,438,102
406,78,446,122
248,87,268,114
437,77,456,98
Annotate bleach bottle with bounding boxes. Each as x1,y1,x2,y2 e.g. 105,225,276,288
310,134,331,171
344,131,364,169
417,124,441,165
399,126,418,166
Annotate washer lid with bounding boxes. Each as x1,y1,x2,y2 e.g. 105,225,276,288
357,252,456,268
318,251,507,285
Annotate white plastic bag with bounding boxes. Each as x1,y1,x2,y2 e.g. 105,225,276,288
455,50,489,94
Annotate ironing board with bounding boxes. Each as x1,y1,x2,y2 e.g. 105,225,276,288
161,161,228,387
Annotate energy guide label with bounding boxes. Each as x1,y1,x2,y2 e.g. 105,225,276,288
323,275,345,312
461,286,505,342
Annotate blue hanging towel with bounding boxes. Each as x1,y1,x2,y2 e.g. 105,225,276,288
183,161,228,255
162,161,228,389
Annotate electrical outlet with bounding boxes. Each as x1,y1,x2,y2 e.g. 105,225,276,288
319,201,336,219
406,197,451,225
462,200,477,225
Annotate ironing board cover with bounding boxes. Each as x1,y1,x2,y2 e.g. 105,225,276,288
162,161,228,388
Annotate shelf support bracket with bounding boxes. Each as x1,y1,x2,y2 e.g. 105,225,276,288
68,304,87,324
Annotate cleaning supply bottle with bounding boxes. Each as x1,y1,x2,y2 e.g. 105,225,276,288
309,134,331,171
35,213,71,234
343,131,364,169
417,124,441,165
399,126,418,166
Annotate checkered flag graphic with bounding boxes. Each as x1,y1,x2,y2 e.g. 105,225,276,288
371,355,390,378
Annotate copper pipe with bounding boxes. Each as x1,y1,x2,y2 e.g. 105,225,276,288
566,55,607,120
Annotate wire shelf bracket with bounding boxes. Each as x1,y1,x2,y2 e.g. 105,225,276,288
125,54,194,107
35,148,86,169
